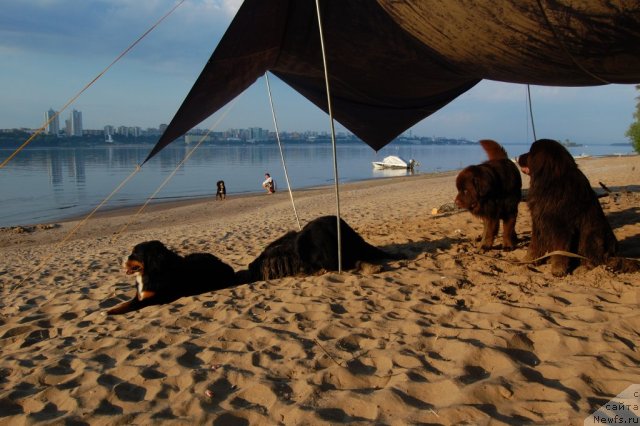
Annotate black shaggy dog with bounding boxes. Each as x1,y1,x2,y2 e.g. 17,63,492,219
105,240,236,315
237,215,392,282
518,139,617,276
455,139,522,251
216,180,226,200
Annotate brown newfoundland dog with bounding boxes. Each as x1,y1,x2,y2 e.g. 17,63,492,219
455,139,522,251
518,139,617,276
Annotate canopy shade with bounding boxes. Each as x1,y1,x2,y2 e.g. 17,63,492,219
145,0,640,163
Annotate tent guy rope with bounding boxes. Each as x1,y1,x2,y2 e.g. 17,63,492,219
535,0,612,85
265,72,302,231
0,0,186,170
14,97,238,290
527,85,537,142
112,97,241,240
11,166,142,291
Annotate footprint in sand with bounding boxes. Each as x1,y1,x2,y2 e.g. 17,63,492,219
91,354,117,369
2,325,33,339
21,329,50,348
93,398,123,416
8,382,42,400
27,402,67,422
141,367,166,380
176,342,205,368
44,356,75,376
458,365,491,385
114,381,146,402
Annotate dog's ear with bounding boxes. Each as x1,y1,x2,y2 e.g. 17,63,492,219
143,241,170,274
517,153,528,168
455,168,473,192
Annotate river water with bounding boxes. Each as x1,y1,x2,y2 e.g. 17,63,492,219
0,141,634,227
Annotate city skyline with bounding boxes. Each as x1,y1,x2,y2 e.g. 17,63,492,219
21,108,366,141
0,100,626,145
30,107,349,138
10,109,481,144
1,1,638,145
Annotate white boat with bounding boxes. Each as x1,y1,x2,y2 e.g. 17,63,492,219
372,155,417,170
105,134,114,143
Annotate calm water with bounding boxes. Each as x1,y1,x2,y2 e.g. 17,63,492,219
0,142,634,227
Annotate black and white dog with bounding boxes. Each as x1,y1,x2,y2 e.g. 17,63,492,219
216,180,226,200
105,240,236,315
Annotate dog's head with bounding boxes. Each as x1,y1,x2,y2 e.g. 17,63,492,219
517,153,530,175
124,240,174,301
217,180,225,190
519,139,577,181
455,166,492,212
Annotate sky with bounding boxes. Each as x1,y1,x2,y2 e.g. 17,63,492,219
1,0,638,145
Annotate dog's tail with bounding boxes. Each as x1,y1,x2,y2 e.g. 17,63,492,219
480,139,508,161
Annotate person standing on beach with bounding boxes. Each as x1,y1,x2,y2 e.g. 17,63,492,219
262,173,276,194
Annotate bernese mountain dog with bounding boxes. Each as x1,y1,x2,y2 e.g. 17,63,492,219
216,180,226,200
105,240,236,315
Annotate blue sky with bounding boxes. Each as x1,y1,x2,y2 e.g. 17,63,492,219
1,0,638,145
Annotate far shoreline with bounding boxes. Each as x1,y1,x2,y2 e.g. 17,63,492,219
54,152,638,225
57,170,457,225
2,152,636,230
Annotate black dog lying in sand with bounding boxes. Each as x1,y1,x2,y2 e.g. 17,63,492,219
105,240,236,315
236,215,393,283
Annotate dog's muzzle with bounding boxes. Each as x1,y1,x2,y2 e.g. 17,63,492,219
124,259,143,275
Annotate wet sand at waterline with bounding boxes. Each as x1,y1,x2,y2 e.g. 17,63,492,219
0,155,638,424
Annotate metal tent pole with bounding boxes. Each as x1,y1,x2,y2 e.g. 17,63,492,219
315,0,342,273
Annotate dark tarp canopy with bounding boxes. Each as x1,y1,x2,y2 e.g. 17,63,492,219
145,0,640,163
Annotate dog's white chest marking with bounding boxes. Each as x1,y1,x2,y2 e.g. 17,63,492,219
136,273,144,295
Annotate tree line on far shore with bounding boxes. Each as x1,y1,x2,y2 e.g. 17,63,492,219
627,84,640,153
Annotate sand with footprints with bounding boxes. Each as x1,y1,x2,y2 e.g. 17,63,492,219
0,154,639,424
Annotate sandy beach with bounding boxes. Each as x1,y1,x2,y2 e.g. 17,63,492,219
0,154,639,425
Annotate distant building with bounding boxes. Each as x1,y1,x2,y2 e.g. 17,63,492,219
146,127,161,136
249,127,269,141
44,108,60,135
70,109,83,136
83,129,103,136
185,134,213,144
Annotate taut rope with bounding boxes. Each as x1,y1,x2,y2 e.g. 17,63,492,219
527,84,537,142
11,166,142,291
535,0,612,85
0,0,186,170
112,97,240,239
264,72,302,230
